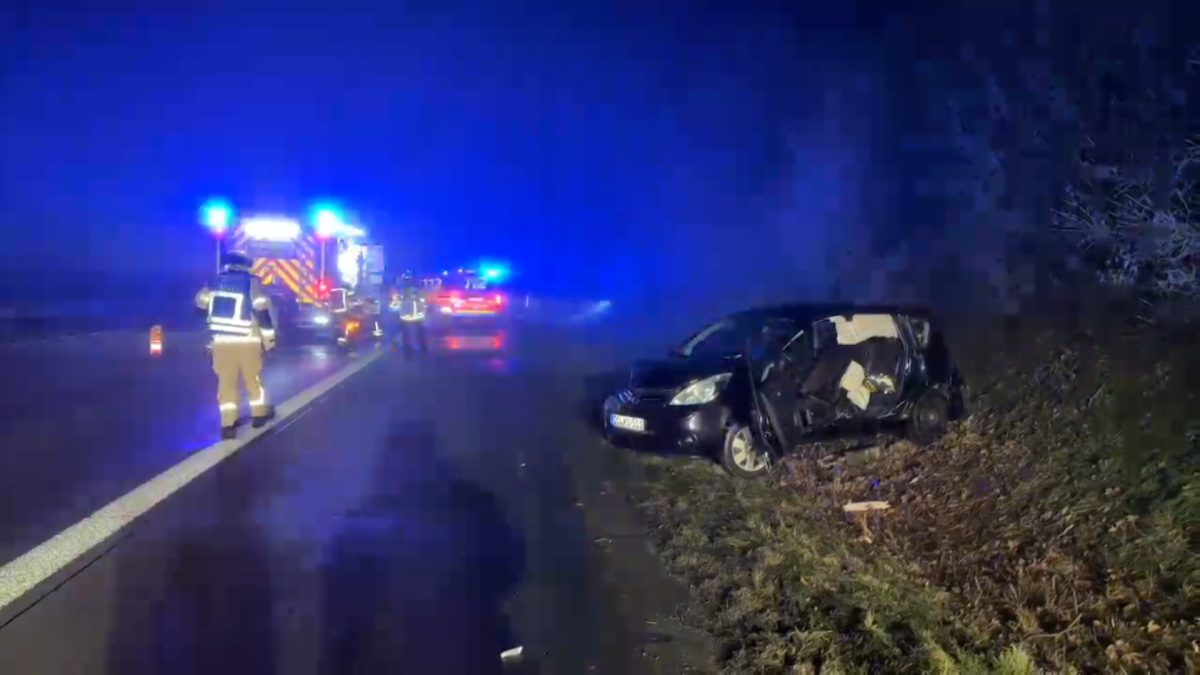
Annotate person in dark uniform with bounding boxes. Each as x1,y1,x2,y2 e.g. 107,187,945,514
394,271,428,356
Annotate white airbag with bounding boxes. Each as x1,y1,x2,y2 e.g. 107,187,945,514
839,360,870,410
831,314,899,345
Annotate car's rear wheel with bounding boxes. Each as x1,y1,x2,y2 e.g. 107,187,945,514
908,390,950,446
720,424,773,479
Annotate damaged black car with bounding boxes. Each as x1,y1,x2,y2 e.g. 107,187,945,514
602,305,966,478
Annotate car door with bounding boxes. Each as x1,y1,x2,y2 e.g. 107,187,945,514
756,327,814,449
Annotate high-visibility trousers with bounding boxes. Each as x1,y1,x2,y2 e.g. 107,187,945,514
211,338,268,427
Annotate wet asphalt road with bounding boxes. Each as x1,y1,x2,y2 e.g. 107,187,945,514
0,322,706,674
0,332,354,569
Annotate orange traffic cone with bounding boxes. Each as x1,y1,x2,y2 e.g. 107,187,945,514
149,325,164,355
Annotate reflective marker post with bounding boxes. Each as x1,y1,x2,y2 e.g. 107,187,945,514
149,325,164,356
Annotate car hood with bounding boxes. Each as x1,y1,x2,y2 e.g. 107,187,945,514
629,356,736,391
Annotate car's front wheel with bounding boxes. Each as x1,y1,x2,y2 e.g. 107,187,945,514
908,390,950,445
720,424,773,479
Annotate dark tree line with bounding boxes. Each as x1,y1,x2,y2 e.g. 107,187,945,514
809,0,1197,309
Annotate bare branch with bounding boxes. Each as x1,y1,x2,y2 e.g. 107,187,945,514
1057,131,1198,297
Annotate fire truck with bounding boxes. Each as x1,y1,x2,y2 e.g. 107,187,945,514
233,217,325,304
204,206,385,344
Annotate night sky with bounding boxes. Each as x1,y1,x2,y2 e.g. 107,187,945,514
2,1,1188,305
1,2,836,289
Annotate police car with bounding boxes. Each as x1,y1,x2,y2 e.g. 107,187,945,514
428,270,508,321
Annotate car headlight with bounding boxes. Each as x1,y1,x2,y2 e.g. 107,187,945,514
669,373,731,406
313,313,331,326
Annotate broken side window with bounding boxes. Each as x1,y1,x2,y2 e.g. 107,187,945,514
813,319,838,353
907,317,931,348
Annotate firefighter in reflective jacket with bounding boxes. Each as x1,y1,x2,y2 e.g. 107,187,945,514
194,250,277,439
394,275,428,356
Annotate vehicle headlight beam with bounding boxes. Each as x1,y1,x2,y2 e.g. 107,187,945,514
669,373,732,406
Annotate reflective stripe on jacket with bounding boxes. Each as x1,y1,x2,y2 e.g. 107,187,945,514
398,294,426,321
198,272,274,338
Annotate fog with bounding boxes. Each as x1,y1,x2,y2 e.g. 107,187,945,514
2,1,1188,333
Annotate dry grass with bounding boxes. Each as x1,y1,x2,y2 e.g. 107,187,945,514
626,319,1198,673
632,455,999,673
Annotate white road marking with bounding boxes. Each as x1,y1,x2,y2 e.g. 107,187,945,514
273,405,314,433
0,348,384,615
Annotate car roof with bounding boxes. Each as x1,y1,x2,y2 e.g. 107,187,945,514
734,302,933,325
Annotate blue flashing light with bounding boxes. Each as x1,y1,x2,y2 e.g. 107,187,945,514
310,201,366,240
479,262,511,282
310,202,344,238
200,198,234,234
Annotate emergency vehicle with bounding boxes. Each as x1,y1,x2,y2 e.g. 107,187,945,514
201,201,385,344
427,268,509,321
231,217,325,304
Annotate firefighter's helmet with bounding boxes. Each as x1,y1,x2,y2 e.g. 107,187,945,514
222,250,253,272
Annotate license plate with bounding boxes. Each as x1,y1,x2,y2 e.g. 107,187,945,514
445,336,498,350
610,414,646,433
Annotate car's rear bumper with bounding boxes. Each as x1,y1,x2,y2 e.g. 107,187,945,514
602,393,728,455
434,306,502,317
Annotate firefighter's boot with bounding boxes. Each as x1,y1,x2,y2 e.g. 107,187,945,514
252,405,276,428
221,426,237,440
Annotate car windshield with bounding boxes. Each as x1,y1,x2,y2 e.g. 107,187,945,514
676,314,799,359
